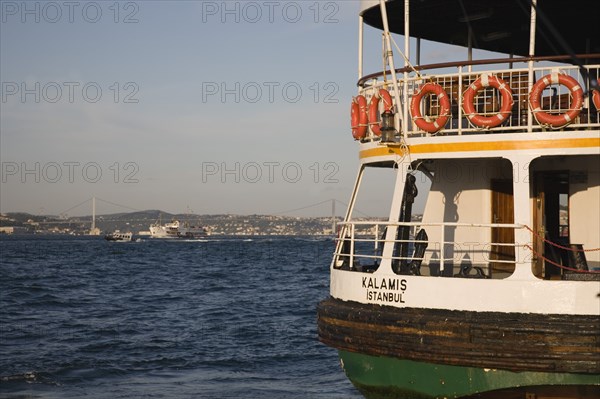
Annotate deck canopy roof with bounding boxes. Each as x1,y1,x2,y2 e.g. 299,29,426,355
361,0,600,62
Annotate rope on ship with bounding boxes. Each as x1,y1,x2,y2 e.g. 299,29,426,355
524,225,600,252
524,244,600,274
388,34,423,80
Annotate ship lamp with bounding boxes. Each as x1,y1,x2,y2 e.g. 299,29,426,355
380,111,396,142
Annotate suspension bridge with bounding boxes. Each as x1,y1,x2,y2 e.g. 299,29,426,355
36,197,374,222
9,197,380,236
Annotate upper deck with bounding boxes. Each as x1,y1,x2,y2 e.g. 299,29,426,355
353,0,600,161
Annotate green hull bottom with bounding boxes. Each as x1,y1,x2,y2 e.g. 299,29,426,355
339,350,600,399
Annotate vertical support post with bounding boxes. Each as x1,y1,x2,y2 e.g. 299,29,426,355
467,28,473,73
458,65,463,135
416,37,421,66
381,166,409,272
379,0,403,136
358,15,364,83
333,166,364,268
527,0,538,133
509,155,536,280
350,223,356,268
344,166,364,222
403,0,410,138
440,224,445,274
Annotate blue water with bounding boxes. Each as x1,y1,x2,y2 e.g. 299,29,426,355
0,236,361,398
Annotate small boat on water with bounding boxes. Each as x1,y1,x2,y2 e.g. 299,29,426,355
317,1,599,398
149,219,208,239
104,231,133,242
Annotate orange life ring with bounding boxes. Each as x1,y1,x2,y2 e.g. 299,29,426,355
350,95,368,140
463,74,513,129
529,73,583,128
368,89,393,136
410,82,450,133
592,89,600,110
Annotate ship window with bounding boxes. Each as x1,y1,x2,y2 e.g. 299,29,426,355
351,164,396,220
533,169,572,279
334,164,397,272
559,193,569,238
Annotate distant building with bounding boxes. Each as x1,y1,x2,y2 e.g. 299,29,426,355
0,226,29,235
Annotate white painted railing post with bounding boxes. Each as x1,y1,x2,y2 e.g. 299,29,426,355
458,65,463,135
440,226,446,275
350,223,355,269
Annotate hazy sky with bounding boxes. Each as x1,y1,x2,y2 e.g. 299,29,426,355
0,1,473,218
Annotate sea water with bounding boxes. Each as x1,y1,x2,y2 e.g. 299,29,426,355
0,235,361,398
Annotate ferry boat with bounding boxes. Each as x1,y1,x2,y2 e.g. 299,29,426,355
104,231,133,242
317,1,600,398
149,219,208,239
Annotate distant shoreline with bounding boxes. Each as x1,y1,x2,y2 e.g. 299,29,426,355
1,211,422,237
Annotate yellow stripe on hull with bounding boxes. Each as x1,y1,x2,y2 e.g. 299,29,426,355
359,137,600,160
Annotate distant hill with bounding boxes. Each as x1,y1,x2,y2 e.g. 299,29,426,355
1,211,422,236
0,211,343,236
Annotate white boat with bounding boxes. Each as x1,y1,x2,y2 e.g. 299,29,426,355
104,231,132,242
149,219,208,239
317,1,599,398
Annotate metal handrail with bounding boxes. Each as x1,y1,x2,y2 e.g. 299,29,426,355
334,220,524,275
357,53,600,87
357,63,600,137
337,221,524,228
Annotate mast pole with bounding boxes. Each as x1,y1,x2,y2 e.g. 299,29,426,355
527,0,538,133
511,0,539,278
403,0,410,137
358,15,364,82
467,28,473,73
379,0,403,137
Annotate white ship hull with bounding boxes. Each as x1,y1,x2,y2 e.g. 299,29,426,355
104,231,132,242
149,220,208,239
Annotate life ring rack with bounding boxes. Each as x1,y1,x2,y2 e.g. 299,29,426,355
350,95,368,140
529,73,583,128
368,88,394,136
410,82,451,134
462,74,514,129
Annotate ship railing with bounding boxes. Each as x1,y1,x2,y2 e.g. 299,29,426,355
356,55,600,139
334,220,525,278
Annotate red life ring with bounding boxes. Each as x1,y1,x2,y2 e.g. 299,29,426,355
592,89,600,110
463,74,513,129
529,73,583,128
350,95,368,140
410,82,450,133
368,89,393,136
